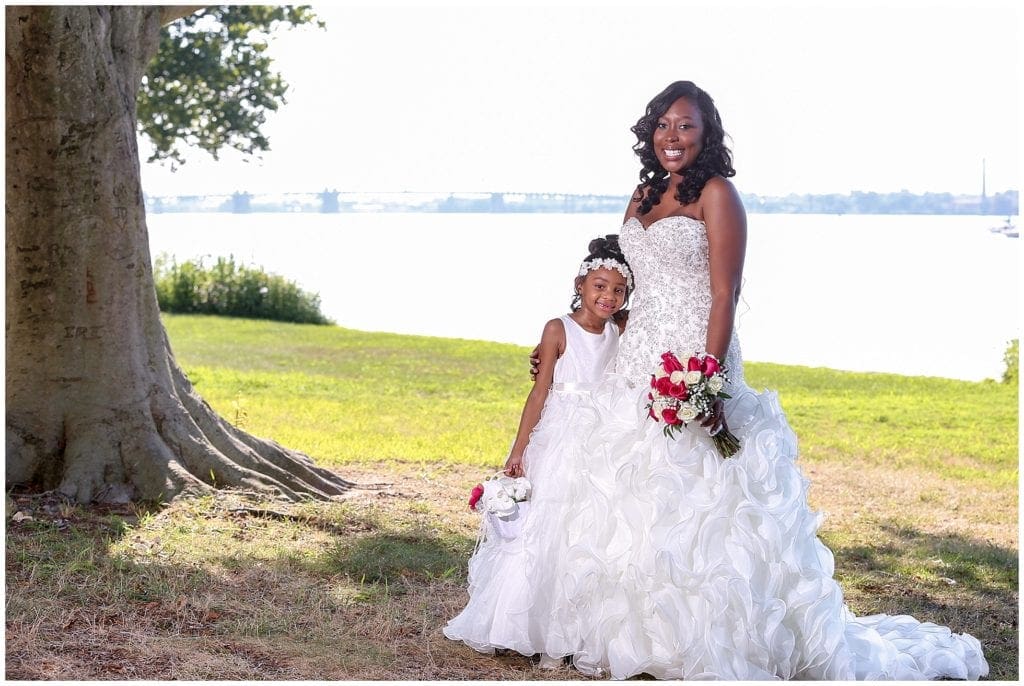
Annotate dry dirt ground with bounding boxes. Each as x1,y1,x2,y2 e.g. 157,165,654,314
5,460,1016,680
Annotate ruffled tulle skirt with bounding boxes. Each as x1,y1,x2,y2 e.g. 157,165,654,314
443,376,989,680
443,388,600,659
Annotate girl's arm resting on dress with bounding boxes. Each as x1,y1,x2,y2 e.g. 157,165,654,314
505,318,564,476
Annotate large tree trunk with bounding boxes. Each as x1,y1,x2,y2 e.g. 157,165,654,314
5,6,354,503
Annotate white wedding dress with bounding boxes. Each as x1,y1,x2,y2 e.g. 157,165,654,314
443,314,620,660
546,215,989,679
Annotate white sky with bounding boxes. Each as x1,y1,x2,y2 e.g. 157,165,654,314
139,0,1021,199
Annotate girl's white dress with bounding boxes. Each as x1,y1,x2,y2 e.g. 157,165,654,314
443,314,619,659
547,216,989,680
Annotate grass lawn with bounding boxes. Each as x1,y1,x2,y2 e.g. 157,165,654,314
5,314,1018,680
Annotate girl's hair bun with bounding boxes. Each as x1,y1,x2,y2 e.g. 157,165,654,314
587,234,625,261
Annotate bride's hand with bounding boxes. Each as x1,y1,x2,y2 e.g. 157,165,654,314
700,398,728,437
528,345,541,380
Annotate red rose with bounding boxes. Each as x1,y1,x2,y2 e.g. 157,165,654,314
661,352,684,373
468,483,485,510
668,383,688,400
702,355,720,376
654,376,674,396
662,408,681,425
687,356,702,372
650,375,657,389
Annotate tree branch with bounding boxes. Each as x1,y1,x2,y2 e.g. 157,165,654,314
160,5,207,25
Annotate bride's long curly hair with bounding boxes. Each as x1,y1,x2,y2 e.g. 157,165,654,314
631,81,735,215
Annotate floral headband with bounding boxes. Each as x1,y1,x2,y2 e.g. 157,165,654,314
578,257,633,290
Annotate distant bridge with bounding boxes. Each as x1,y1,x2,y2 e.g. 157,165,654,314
143,190,632,214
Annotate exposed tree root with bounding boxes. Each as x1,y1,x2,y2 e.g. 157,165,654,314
165,355,364,500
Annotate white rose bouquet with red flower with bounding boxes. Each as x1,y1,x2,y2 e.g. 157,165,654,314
646,351,741,458
467,473,532,540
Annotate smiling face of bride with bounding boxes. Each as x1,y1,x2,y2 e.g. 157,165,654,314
652,97,705,179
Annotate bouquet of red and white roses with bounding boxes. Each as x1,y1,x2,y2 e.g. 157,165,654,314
646,351,741,458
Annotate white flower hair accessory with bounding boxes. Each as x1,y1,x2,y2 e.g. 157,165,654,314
578,258,633,290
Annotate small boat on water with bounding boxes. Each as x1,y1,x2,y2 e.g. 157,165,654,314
989,217,1018,238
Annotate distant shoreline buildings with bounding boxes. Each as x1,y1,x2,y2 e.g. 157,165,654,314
143,189,1019,216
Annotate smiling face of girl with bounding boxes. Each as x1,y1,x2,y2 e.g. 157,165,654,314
574,266,628,327
652,96,705,178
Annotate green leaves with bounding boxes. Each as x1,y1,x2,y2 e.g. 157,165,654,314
153,253,331,325
138,5,324,166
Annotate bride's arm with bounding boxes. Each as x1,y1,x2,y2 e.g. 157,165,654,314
701,176,747,362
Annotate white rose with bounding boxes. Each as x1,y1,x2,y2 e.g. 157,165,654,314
487,490,517,516
669,370,685,384
678,403,698,422
684,370,703,386
652,398,668,413
707,375,725,393
481,481,510,512
654,367,669,379
511,477,532,501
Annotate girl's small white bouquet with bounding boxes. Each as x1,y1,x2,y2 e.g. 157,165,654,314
468,473,532,540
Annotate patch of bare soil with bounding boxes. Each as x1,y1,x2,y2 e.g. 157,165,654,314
5,460,1015,680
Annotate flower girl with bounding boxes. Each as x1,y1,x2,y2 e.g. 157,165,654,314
443,235,632,667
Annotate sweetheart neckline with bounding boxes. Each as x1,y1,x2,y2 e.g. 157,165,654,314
625,214,705,231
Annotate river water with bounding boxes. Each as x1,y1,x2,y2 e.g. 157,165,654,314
147,211,1019,382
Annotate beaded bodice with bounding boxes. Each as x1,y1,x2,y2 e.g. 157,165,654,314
614,215,744,388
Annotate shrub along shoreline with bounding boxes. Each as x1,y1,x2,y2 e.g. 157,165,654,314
154,254,332,325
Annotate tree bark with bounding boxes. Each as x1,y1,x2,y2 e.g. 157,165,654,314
5,6,354,503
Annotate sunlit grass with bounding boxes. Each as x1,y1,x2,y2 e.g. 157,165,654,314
745,363,1018,485
165,314,532,467
164,314,1019,488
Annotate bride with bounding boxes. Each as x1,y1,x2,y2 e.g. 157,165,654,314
491,81,987,680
